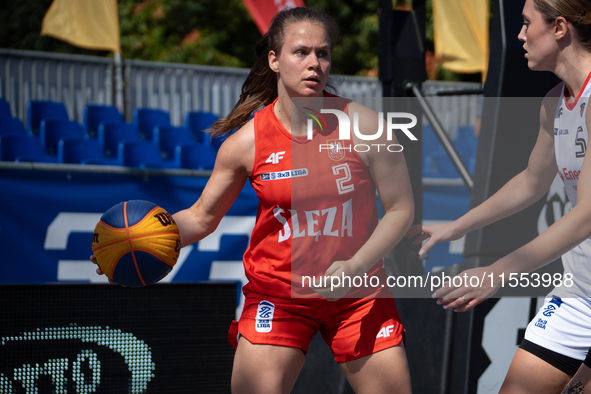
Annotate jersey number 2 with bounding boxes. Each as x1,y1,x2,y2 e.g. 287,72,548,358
332,164,354,195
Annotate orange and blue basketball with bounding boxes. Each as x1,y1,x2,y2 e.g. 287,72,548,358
92,200,180,287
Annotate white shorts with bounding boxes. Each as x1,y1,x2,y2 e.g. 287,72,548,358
524,295,591,360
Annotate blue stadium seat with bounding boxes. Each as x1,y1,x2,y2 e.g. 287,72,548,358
27,100,69,136
422,124,440,177
40,119,85,156
184,111,219,143
422,124,439,157
0,134,55,162
132,108,171,140
453,125,478,175
154,125,196,160
118,140,177,169
58,136,113,164
0,98,12,119
83,105,123,138
454,125,476,140
98,122,142,158
0,117,26,136
428,148,460,178
175,143,217,170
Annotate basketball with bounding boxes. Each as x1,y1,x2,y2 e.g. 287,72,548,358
92,200,181,287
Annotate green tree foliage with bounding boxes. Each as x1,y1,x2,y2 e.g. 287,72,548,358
306,0,380,76
0,0,437,78
117,0,260,67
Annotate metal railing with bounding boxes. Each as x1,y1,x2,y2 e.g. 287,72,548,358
0,48,386,126
0,49,113,124
0,48,482,187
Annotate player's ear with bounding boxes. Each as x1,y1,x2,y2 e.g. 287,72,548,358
554,16,568,40
269,50,279,73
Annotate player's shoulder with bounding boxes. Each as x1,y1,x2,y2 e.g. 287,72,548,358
540,83,563,114
537,83,563,131
347,99,378,118
542,82,564,108
545,82,564,100
215,119,255,168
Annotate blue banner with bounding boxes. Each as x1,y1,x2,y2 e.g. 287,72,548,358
0,166,470,302
0,168,259,292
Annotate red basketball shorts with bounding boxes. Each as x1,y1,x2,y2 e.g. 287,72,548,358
228,295,405,363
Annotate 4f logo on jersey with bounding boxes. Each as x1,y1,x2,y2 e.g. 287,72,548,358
266,151,286,164
575,126,587,158
376,324,395,339
581,102,586,117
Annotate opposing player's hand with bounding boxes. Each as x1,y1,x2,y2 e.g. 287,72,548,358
432,266,502,312
405,222,463,256
313,260,357,302
90,255,116,285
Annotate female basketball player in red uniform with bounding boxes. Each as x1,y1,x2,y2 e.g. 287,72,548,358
406,0,591,393
94,7,414,393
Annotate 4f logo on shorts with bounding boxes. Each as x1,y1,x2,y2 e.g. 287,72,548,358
376,324,395,339
255,301,275,333
542,295,563,317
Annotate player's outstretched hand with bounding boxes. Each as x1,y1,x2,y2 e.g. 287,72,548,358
405,222,463,257
431,266,502,312
90,255,116,285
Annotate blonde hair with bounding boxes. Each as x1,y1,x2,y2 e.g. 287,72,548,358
209,7,339,138
533,0,591,49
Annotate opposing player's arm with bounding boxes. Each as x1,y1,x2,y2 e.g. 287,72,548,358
435,88,591,311
407,88,560,253
465,94,591,281
457,91,559,230
348,102,415,274
173,122,255,248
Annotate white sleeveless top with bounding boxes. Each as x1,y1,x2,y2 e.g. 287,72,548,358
553,75,591,297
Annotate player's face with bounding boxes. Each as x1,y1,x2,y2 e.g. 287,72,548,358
269,21,331,98
518,0,558,71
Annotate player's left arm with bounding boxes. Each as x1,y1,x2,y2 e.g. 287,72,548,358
321,103,414,284
350,103,415,274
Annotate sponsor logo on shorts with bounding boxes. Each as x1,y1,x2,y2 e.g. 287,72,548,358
255,301,275,333
535,295,563,330
542,295,563,317
534,318,547,329
260,168,308,181
376,324,395,339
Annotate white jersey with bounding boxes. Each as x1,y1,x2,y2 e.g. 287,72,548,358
553,79,591,298
523,80,591,361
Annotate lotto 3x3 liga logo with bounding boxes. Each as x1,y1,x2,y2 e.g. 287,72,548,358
302,107,418,158
534,295,563,330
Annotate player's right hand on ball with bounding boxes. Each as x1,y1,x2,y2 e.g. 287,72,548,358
90,255,116,284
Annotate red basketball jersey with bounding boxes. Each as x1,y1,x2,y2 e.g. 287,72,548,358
242,94,388,301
